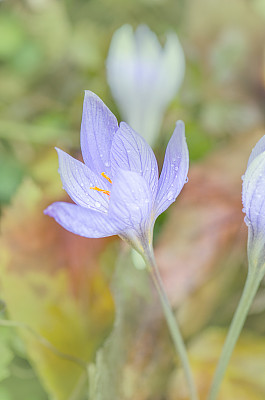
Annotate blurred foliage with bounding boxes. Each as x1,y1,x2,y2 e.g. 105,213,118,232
168,329,265,400
0,173,115,399
0,0,265,399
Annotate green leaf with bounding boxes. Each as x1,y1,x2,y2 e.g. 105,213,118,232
89,250,151,400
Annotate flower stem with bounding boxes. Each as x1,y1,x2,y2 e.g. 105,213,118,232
207,270,263,400
144,246,198,400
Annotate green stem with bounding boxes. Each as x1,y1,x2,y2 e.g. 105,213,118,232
144,246,198,400
207,270,263,400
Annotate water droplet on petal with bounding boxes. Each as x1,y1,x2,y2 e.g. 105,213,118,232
167,191,174,201
241,174,245,181
104,161,110,167
95,201,101,208
80,183,84,187
244,215,251,227
175,167,179,172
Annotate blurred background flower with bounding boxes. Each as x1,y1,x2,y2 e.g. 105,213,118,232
106,24,185,146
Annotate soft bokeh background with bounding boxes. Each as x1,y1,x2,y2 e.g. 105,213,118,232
0,0,265,399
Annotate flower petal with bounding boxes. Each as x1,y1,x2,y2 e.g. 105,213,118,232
80,91,118,176
160,33,185,105
44,202,124,238
247,135,265,168
154,121,189,218
110,122,158,198
109,169,153,235
242,150,265,235
56,148,110,212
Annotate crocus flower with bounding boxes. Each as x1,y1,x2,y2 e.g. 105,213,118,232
106,24,185,146
207,136,265,400
242,135,265,271
44,91,189,256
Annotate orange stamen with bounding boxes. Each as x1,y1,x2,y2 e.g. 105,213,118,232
90,186,110,196
90,172,112,197
101,172,112,184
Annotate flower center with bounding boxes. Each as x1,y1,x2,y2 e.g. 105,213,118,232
90,172,112,196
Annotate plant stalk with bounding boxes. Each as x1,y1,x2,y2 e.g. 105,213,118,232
207,269,263,400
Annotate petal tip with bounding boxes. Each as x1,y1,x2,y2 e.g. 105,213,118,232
176,120,185,129
43,205,53,217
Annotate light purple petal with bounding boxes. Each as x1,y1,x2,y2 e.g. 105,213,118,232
154,121,189,218
247,135,265,168
56,148,110,212
44,202,124,238
110,122,158,198
80,91,118,176
242,150,265,235
109,169,153,234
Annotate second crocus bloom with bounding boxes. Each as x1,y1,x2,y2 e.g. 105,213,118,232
106,24,185,147
242,136,265,272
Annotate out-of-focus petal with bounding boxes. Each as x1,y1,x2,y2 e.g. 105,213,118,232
160,33,185,105
154,121,189,218
247,135,265,168
110,122,158,198
242,150,265,235
44,202,124,238
80,91,118,176
56,148,109,212
109,169,153,235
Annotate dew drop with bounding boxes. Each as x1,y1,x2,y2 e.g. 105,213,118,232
95,201,101,208
104,161,110,167
174,167,179,172
244,215,251,227
167,191,174,201
241,174,245,181
80,183,84,187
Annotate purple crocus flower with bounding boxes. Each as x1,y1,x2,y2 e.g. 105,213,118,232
242,135,265,269
44,91,189,256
